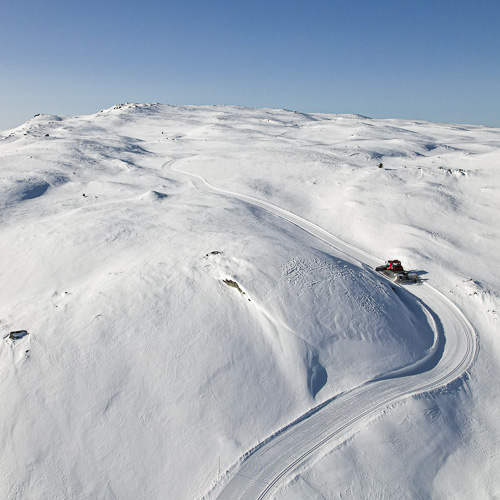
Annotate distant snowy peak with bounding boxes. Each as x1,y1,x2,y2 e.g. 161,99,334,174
3,103,495,142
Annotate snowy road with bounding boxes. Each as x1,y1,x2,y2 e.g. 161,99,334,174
169,159,477,500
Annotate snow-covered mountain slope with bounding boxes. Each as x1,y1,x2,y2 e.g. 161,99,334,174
1,104,499,499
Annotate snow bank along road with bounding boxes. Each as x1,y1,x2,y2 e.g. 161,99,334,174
168,158,477,499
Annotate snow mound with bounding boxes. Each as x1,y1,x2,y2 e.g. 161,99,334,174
4,177,50,203
136,190,169,202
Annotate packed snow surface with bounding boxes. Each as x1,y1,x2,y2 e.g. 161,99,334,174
0,104,499,499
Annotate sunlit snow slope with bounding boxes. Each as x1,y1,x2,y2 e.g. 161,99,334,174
1,104,499,499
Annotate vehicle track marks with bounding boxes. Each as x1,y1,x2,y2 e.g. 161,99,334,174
168,158,477,500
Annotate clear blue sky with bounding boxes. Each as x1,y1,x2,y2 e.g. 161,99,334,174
1,0,499,130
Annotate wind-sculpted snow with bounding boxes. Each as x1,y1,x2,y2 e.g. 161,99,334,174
0,104,498,499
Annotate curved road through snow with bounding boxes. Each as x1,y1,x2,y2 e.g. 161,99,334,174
167,158,477,500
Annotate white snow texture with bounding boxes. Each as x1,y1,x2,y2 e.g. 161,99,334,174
0,104,499,499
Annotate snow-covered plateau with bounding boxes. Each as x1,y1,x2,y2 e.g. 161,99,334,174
0,103,499,499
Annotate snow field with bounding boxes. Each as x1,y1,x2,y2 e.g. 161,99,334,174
0,103,499,499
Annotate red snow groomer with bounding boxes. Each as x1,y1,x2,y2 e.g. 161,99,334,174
375,260,420,283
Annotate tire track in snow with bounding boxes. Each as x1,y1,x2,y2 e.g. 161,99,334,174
167,158,477,500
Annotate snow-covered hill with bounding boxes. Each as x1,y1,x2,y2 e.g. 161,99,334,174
1,104,499,499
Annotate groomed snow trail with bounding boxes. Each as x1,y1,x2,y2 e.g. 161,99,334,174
169,159,477,500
